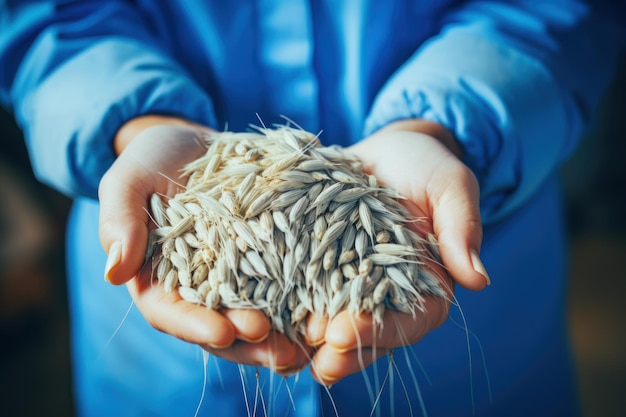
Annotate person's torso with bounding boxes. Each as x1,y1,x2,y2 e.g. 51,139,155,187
136,0,459,143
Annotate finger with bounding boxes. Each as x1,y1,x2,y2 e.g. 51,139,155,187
204,332,313,374
304,313,328,347
323,291,451,352
310,345,389,386
222,309,272,343
429,163,490,290
126,270,237,348
99,160,152,285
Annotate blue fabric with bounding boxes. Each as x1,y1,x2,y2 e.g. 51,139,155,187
1,1,622,416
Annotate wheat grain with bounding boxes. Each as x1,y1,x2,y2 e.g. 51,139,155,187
148,126,445,342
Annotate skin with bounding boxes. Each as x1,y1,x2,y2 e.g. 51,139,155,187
98,115,488,384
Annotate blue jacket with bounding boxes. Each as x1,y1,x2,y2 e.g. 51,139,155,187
1,1,622,416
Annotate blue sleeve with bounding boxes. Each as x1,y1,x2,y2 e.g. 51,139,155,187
363,0,622,223
0,1,217,199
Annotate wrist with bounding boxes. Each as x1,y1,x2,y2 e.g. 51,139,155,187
376,119,462,159
114,115,212,155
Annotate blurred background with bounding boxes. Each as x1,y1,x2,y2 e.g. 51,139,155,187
0,58,624,416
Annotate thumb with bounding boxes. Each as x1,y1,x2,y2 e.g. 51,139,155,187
431,166,490,291
97,123,212,285
99,157,153,285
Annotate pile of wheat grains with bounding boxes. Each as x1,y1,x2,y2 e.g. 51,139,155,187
148,126,446,342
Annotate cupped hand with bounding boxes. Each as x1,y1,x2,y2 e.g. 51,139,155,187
308,119,490,385
98,119,310,372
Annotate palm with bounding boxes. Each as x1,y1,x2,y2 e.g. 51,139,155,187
308,126,484,384
99,125,311,371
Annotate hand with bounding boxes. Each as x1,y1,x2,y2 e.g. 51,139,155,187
307,119,490,385
98,117,310,371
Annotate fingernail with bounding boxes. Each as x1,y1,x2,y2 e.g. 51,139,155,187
274,361,306,375
104,241,122,282
313,366,338,386
237,334,269,344
470,249,490,286
305,314,327,347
